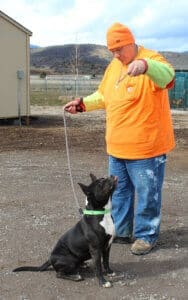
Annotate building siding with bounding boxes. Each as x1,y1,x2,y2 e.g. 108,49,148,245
0,11,32,119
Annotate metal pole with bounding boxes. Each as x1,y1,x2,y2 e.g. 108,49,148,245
17,70,24,127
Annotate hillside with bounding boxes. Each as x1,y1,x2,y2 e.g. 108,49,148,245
30,44,188,75
30,44,112,75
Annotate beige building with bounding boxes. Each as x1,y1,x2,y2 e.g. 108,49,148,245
0,10,32,122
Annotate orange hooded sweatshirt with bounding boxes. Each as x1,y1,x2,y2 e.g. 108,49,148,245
83,46,175,159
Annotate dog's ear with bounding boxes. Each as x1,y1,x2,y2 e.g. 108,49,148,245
90,173,97,182
78,183,89,195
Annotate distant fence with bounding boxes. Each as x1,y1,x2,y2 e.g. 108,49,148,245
168,71,188,110
30,73,188,109
30,75,101,100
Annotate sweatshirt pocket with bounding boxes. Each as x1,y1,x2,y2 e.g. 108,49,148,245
121,77,142,102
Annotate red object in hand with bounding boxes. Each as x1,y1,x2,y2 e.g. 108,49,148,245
64,97,85,114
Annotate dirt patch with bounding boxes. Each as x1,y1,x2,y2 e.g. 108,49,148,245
0,107,188,300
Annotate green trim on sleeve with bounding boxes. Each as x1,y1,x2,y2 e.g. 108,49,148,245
145,58,175,88
83,91,105,111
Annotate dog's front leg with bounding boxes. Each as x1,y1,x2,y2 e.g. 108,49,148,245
90,247,112,288
102,246,116,277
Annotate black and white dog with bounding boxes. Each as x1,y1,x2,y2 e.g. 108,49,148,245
13,174,117,287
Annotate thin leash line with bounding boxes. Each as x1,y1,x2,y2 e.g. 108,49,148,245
63,109,83,216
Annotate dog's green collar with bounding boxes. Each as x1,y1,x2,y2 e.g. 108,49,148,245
83,209,111,215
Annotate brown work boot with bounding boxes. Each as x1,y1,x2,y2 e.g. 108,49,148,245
131,239,156,255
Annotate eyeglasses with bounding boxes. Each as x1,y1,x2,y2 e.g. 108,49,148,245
111,44,134,55
111,47,124,55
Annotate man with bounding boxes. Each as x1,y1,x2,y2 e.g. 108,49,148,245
64,22,175,255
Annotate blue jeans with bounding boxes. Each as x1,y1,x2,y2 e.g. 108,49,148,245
109,154,166,244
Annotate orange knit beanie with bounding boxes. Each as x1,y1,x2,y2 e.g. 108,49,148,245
106,22,135,50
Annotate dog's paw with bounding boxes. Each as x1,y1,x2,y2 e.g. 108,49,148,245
100,278,112,288
57,272,83,281
104,268,116,277
70,274,83,281
80,262,90,269
102,281,112,288
107,271,116,277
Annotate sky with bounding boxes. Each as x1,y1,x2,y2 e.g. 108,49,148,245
1,0,188,52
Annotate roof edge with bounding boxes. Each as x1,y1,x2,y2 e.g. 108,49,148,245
0,10,32,36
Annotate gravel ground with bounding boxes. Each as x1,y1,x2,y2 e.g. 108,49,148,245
0,107,188,300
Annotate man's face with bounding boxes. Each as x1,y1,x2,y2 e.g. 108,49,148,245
111,43,136,65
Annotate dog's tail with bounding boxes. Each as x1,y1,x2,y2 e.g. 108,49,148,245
12,260,51,272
